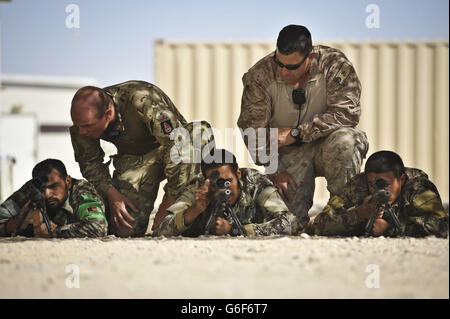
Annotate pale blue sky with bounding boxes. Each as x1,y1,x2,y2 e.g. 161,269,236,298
0,0,448,86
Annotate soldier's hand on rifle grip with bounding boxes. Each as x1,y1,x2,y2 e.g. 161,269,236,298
211,216,231,235
5,201,34,234
31,209,57,238
193,179,211,213
183,180,212,226
355,195,377,220
371,218,389,237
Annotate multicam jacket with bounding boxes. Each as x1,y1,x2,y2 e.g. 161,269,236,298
153,168,293,237
309,168,448,237
237,45,362,164
70,80,189,199
0,178,107,238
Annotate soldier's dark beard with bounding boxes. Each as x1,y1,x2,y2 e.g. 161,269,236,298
45,184,69,214
46,198,63,211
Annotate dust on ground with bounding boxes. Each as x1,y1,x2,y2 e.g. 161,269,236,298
0,235,448,299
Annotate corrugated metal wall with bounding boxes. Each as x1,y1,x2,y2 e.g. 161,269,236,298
155,41,449,203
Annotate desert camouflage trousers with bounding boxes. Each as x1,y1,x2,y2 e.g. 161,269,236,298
276,127,369,233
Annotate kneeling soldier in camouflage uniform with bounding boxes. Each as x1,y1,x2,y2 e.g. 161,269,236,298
0,159,107,238
153,149,294,237
306,151,448,237
237,25,369,233
70,80,213,237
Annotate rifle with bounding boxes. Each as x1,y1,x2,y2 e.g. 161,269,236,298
11,176,53,237
364,177,403,237
204,170,245,236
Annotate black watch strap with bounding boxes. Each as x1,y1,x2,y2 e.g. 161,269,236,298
290,127,303,143
297,128,302,142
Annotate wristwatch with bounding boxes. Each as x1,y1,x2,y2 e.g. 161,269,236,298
290,127,301,141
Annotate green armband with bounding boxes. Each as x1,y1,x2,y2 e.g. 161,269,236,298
77,194,106,222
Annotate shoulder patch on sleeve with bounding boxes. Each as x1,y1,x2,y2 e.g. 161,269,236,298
334,62,353,85
87,206,100,213
160,120,174,134
77,194,105,220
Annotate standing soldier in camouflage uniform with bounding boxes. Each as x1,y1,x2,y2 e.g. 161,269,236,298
70,80,213,237
237,25,369,232
0,159,107,238
307,151,449,237
153,149,293,237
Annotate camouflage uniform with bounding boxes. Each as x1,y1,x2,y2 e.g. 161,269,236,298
153,168,294,237
0,178,107,238
307,168,449,237
70,80,214,237
237,46,369,231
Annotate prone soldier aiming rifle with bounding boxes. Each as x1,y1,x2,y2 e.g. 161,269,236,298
364,177,404,237
204,170,245,236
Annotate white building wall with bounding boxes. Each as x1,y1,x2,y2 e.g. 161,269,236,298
0,74,118,195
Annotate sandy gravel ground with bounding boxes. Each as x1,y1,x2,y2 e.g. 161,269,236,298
0,234,448,299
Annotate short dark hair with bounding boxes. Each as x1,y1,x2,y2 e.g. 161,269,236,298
364,151,406,179
32,159,68,179
276,25,312,56
201,149,239,178
71,86,111,118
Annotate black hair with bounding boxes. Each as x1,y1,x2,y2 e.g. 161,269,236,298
71,86,111,118
32,158,68,179
364,151,406,179
276,24,312,56
201,149,239,178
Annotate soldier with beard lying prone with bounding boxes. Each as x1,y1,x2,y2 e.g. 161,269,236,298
0,159,107,238
153,149,294,237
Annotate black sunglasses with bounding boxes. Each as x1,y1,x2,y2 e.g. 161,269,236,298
273,51,310,70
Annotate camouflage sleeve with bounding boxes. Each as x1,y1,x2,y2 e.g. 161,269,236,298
132,84,188,199
0,181,33,236
58,180,108,238
69,126,113,198
166,121,216,200
299,53,362,143
309,195,366,236
237,72,272,165
242,186,293,236
392,182,448,238
152,187,196,237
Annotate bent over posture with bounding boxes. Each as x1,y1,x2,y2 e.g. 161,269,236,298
70,81,213,237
